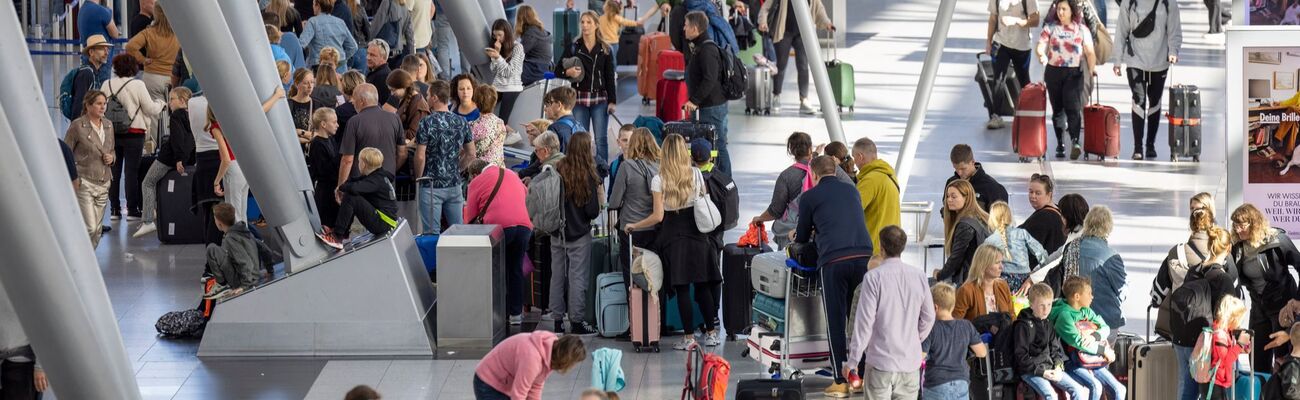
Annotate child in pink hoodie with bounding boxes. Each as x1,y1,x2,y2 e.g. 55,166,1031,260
474,332,587,400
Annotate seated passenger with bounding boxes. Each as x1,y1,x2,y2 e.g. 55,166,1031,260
204,203,263,300
322,147,399,247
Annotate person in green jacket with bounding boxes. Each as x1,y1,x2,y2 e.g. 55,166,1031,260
851,137,900,256
1049,276,1128,400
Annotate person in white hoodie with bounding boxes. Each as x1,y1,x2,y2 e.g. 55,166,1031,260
1112,0,1181,160
100,54,166,222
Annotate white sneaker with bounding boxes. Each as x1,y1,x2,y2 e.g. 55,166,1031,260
126,215,141,222
799,102,816,115
509,314,523,326
985,116,1005,129
132,222,157,238
701,331,721,347
674,337,697,351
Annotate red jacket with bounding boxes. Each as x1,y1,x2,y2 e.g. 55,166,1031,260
1210,325,1245,388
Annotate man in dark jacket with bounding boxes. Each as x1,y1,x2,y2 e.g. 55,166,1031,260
326,147,400,246
366,40,394,104
683,11,733,175
794,155,872,394
945,144,1008,212
1013,283,1087,399
71,35,112,119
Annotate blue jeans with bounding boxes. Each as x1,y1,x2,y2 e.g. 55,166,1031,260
502,226,532,316
1023,374,1088,400
1066,366,1126,400
922,379,969,400
697,103,731,175
473,375,509,399
1093,0,1108,24
1175,345,1199,400
572,101,610,167
418,184,464,234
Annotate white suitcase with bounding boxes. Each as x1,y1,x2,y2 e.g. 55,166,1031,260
744,325,831,374
750,251,789,299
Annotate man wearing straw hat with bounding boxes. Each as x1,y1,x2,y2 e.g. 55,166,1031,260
70,35,114,120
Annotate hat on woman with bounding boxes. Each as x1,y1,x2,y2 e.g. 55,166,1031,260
83,35,112,54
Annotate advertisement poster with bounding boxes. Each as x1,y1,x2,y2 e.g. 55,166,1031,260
1248,0,1300,25
1243,47,1300,230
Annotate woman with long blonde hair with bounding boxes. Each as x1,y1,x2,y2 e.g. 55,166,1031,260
623,134,722,350
937,179,992,284
953,244,1014,321
983,201,1047,294
1230,203,1300,372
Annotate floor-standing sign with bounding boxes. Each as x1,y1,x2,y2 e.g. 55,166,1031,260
1228,27,1300,237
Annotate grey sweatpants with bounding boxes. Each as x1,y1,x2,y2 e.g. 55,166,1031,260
141,160,169,223
207,243,240,289
863,367,921,400
549,233,593,322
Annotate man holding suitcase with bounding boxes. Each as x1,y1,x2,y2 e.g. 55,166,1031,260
682,11,733,175
985,0,1040,129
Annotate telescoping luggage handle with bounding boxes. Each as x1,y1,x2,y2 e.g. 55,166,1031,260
821,25,838,64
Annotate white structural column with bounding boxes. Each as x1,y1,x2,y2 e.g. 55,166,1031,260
0,1,141,398
893,0,958,198
788,0,845,143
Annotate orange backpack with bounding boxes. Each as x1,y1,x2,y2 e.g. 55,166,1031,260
681,343,730,400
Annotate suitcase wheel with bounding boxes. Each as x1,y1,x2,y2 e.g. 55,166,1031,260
1193,156,1200,162
1083,153,1089,161
642,98,650,105
635,347,641,353
1019,157,1030,163
764,109,771,115
740,348,749,357
653,345,660,353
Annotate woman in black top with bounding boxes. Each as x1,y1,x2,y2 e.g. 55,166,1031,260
515,5,553,86
556,11,618,168
1231,203,1300,371
549,132,603,336
288,68,317,146
1019,173,1067,255
307,107,342,228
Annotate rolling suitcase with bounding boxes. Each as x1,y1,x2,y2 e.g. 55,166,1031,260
527,234,552,312
584,234,619,325
1012,82,1048,162
629,242,661,352
1082,80,1122,161
735,378,803,399
825,47,855,112
637,32,674,102
1131,305,1178,400
552,8,580,65
722,243,770,340
595,271,629,338
156,168,206,244
743,325,831,375
975,52,1020,117
662,118,717,146
750,251,789,299
744,65,774,115
414,234,439,278
750,292,785,333
656,70,689,122
616,7,643,65
1168,83,1202,162
1109,332,1145,383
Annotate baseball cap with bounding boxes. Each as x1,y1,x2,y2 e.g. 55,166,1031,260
690,138,712,163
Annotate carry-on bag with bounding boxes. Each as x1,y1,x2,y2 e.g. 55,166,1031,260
1109,332,1145,382
527,234,552,312
1168,81,1202,162
595,271,629,338
751,292,786,333
683,342,730,400
629,238,661,352
745,65,774,115
734,378,803,399
975,52,1020,117
637,32,674,101
722,243,771,340
656,70,688,122
552,8,580,64
743,325,831,375
662,117,717,146
156,168,206,244
1130,305,1178,400
616,6,643,66
824,30,855,112
584,232,618,325
1082,79,1122,160
1012,82,1048,162
750,251,789,299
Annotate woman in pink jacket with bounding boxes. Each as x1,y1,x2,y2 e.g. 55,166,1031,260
464,160,534,326
474,332,586,399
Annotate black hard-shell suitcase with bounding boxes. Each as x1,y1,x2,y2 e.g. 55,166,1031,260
662,120,717,147
1168,84,1202,162
734,378,802,399
722,243,770,341
975,52,1021,117
156,168,206,244
528,234,552,312
616,7,643,66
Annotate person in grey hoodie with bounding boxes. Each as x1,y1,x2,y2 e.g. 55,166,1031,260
515,5,554,86
0,285,46,399
369,0,415,67
1112,0,1181,160
204,203,264,300
608,128,661,288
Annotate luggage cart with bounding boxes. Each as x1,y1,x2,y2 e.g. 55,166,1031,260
742,261,831,380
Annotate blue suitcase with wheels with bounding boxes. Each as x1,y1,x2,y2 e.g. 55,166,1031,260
666,285,706,333
415,234,438,279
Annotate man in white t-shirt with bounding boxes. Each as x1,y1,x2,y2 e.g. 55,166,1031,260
985,0,1040,129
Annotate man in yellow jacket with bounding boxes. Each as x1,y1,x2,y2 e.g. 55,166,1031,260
852,137,901,256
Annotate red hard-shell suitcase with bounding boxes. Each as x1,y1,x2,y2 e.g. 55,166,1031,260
637,32,673,102
1083,80,1121,160
656,71,688,122
1012,82,1048,162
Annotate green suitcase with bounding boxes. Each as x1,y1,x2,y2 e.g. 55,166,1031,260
825,33,855,112
553,8,580,64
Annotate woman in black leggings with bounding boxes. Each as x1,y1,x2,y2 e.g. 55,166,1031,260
1035,0,1097,160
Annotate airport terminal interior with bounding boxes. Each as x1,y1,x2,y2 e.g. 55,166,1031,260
1,0,1278,398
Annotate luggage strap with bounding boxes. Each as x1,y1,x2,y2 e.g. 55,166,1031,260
1167,116,1201,126
1015,110,1047,117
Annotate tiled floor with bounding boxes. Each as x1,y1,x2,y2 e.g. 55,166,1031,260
49,0,1237,398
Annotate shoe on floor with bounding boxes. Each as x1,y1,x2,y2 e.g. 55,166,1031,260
554,321,565,334
132,222,157,238
102,225,112,233
1070,143,1082,160
985,116,1005,129
316,232,344,250
1132,152,1144,160
824,382,851,398
203,284,230,300
772,104,782,113
673,337,697,351
570,321,598,336
1146,149,1159,159
700,331,721,347
509,314,523,326
799,102,815,115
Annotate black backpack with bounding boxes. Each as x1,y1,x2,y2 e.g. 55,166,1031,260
1264,357,1300,400
704,40,746,101
105,79,141,136
703,170,739,232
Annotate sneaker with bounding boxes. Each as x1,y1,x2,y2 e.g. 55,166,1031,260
701,330,721,347
824,382,851,398
110,213,121,221
509,314,523,326
570,321,598,336
673,337,697,351
799,102,815,115
772,104,782,113
553,321,566,334
126,213,142,222
1145,149,1158,159
985,116,1004,129
203,284,230,300
1132,152,1144,160
1070,143,1082,160
132,222,157,238
316,232,344,250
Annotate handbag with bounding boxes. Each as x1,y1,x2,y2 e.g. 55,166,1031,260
785,241,819,270
470,167,506,224
692,170,721,233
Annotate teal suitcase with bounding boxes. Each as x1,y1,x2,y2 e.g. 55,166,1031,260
553,8,580,64
825,34,855,112
751,292,785,333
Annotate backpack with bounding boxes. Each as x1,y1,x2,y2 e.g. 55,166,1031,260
525,165,565,235
988,317,1021,384
105,79,141,136
703,40,747,101
1189,327,1217,384
58,66,94,120
632,116,665,144
155,309,208,338
1264,356,1300,400
683,0,740,54
771,162,815,248
682,342,730,400
703,171,739,232
1162,274,1217,346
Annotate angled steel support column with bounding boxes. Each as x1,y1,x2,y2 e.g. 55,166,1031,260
893,0,956,199
0,2,140,398
479,0,507,28
216,0,322,231
160,0,330,272
445,0,491,66
788,0,845,143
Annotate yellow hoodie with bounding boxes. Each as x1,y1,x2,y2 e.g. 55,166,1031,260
856,159,901,255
